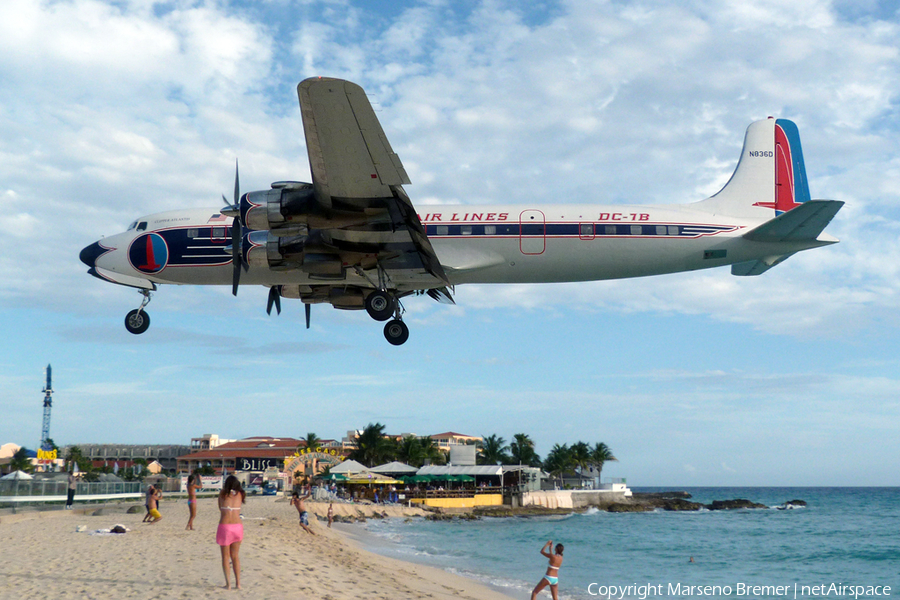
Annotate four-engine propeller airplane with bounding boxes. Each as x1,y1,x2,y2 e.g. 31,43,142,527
80,77,843,345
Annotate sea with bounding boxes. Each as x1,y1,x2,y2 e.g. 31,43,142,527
351,488,899,600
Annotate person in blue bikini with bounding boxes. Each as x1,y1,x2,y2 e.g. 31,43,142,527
531,540,564,600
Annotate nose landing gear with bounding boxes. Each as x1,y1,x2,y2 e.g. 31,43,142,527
125,290,152,335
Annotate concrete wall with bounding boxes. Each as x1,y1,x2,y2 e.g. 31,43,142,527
523,489,629,509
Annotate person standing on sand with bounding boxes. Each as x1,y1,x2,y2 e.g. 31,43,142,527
327,503,334,528
66,472,76,510
290,491,316,535
186,473,200,530
217,475,245,590
530,540,564,600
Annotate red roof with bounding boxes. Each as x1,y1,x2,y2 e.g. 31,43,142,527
177,437,302,461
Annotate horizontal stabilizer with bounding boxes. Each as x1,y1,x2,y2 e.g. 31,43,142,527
731,254,794,276
742,200,844,243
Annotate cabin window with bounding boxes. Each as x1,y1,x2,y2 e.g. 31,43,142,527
656,225,667,235
436,225,449,236
187,228,199,238
211,226,226,239
668,225,679,236
484,225,496,235
630,225,642,235
580,223,594,237
461,225,473,235
127,221,138,231
604,225,617,235
137,222,148,232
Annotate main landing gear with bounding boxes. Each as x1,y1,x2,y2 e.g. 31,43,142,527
125,289,152,335
364,289,409,346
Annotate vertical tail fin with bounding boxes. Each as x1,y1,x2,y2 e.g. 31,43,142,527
697,118,811,220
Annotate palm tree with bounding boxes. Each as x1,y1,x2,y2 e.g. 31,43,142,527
9,447,33,473
301,432,321,451
396,435,425,467
419,436,446,465
569,441,592,478
349,423,394,467
478,434,509,465
590,442,618,480
509,433,541,467
543,444,572,488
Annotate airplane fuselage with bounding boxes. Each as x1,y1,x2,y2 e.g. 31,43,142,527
87,202,825,291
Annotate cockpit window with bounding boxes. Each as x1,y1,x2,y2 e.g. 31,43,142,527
128,221,138,231
137,222,148,232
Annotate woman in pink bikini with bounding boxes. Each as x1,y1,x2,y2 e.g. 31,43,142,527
530,540,564,600
216,475,245,590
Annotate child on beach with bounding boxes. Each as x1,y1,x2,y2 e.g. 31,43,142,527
217,475,245,590
290,491,316,535
327,503,333,528
147,487,162,524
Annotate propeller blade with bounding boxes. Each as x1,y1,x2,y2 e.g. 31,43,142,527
266,287,282,315
233,158,240,206
305,303,311,329
231,219,241,296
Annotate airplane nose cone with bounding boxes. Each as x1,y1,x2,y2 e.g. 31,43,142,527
80,241,105,267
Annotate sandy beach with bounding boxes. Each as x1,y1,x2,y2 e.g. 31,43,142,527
0,497,517,600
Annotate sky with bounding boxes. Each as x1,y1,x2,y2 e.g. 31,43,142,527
1,0,899,486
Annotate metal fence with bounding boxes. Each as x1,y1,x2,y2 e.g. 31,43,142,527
0,479,143,504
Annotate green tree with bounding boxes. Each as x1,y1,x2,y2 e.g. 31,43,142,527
590,442,618,479
396,435,425,467
569,441,592,478
349,423,394,467
543,443,573,487
9,447,33,473
419,436,446,465
509,433,541,467
478,434,509,465
301,432,322,451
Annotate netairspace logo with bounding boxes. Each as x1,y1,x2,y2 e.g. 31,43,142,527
586,583,892,599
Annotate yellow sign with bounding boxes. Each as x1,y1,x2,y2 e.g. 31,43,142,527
37,448,58,461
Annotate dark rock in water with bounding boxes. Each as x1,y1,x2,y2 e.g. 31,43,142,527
126,505,143,514
777,499,807,510
607,503,653,513
632,491,693,500
706,499,767,510
660,499,704,511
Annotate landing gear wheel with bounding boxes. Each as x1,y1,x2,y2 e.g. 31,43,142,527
383,319,409,346
125,309,150,335
365,290,395,322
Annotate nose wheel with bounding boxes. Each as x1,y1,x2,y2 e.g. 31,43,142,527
125,309,150,334
125,289,152,335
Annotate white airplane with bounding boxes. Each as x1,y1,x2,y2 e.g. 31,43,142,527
80,77,843,345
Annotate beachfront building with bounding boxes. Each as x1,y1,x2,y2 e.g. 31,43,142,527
176,436,344,479
190,434,236,452
60,443,191,472
430,432,481,452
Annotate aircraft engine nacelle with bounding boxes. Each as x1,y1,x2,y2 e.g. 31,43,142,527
244,231,344,278
240,183,315,232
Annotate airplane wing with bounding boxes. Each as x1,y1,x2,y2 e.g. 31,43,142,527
297,77,449,287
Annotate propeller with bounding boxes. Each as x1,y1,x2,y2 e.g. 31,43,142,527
226,160,247,297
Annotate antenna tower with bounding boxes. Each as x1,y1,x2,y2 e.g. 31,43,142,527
41,364,53,450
